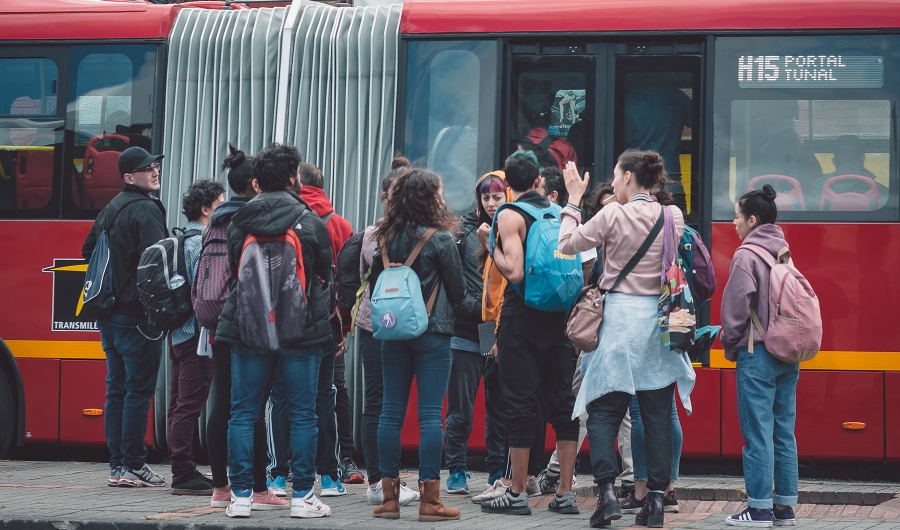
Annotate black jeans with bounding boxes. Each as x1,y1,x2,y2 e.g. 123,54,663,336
207,342,270,491
315,335,340,480
444,348,480,472
334,351,355,462
359,329,383,484
586,383,674,492
482,359,507,477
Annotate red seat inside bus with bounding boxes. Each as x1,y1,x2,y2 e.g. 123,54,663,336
819,174,882,211
15,150,53,209
82,134,128,209
747,174,806,211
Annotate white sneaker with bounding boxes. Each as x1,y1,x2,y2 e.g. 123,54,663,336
399,482,419,505
471,480,509,504
225,490,253,518
291,491,331,518
367,481,418,505
367,482,383,505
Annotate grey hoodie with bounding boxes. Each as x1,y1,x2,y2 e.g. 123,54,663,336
720,223,789,361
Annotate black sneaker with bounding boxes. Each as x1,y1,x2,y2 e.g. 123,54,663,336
616,482,634,500
338,458,365,484
171,470,215,496
481,489,532,515
548,491,580,514
664,490,680,513
619,491,644,514
536,468,560,495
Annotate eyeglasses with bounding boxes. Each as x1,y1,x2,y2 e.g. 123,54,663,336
132,162,160,173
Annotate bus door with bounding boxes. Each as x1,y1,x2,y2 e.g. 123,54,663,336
611,45,702,225
507,43,599,178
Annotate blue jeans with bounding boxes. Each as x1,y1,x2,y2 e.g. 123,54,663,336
378,332,452,481
99,313,164,471
737,344,800,509
229,345,322,494
316,336,339,479
631,393,682,483
266,374,291,480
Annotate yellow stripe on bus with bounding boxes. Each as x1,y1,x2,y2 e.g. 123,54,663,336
6,340,105,360
710,349,900,371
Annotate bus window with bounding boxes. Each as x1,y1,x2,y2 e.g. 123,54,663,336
0,58,61,213
509,54,595,177
403,40,498,214
712,36,900,221
611,53,701,222
67,46,156,215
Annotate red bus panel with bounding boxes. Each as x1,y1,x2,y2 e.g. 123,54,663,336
884,372,900,462
17,358,60,443
677,368,721,458
59,360,107,445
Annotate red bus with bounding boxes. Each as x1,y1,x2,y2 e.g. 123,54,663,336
1,0,898,465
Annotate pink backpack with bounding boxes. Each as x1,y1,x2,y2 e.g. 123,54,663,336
739,244,822,363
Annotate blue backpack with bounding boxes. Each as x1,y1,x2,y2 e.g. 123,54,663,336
370,228,439,340
489,201,583,312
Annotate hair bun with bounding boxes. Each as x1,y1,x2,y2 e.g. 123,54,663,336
761,184,777,202
391,156,411,170
223,143,246,171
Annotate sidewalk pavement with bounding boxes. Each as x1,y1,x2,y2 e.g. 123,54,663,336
1,461,899,529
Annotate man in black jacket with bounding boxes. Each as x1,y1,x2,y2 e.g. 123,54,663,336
81,146,168,488
214,143,335,519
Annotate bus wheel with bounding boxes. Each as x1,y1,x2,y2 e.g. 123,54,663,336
0,366,16,458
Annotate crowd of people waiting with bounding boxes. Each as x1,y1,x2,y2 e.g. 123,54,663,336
81,140,804,528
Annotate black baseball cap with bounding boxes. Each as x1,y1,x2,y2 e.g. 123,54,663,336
118,147,164,177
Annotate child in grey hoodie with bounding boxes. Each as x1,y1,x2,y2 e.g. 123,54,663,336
721,184,799,529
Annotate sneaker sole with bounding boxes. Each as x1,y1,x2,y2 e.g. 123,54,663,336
252,503,289,511
319,490,347,497
480,506,532,516
725,519,773,527
345,474,365,484
119,478,165,488
172,488,214,496
292,509,331,518
225,508,251,518
774,520,796,527
665,504,680,513
211,500,229,508
446,487,469,494
272,490,287,497
107,480,120,487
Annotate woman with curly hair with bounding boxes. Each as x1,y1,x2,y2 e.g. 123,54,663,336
368,168,468,522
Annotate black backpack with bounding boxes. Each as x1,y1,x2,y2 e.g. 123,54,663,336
336,231,366,314
80,196,148,321
136,227,202,330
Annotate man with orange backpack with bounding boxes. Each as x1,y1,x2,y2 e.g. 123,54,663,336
215,143,335,520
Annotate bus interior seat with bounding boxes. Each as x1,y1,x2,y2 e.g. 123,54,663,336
83,133,128,209
747,174,806,211
819,174,882,211
15,149,53,209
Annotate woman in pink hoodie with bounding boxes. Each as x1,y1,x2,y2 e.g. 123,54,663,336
721,184,798,528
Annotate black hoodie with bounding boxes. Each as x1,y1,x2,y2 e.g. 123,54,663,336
215,190,335,351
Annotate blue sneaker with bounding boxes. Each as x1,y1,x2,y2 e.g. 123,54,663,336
773,506,796,526
319,475,346,497
487,470,503,487
726,507,774,527
267,475,287,497
446,467,470,494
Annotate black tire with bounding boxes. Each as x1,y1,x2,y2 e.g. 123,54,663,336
0,365,17,459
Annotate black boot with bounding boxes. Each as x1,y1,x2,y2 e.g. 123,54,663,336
634,491,664,528
589,482,622,528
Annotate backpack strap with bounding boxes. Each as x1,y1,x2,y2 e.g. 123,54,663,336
104,195,149,232
322,211,335,224
379,228,441,314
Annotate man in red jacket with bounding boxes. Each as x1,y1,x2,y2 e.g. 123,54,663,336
298,164,365,486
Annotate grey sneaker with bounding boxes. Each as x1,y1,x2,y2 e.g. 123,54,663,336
548,491,580,515
108,467,121,487
536,468,560,495
526,476,540,497
119,464,166,487
481,489,531,515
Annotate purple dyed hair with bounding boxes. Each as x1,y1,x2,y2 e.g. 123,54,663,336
479,176,506,195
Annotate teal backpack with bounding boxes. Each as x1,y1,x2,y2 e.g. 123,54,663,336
370,228,440,340
489,202,583,312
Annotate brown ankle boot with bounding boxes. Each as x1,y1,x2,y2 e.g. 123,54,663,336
373,478,400,519
418,479,460,522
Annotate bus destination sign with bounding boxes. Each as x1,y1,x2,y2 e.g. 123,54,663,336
738,55,883,89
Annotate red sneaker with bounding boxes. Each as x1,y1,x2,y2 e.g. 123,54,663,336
339,458,365,484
